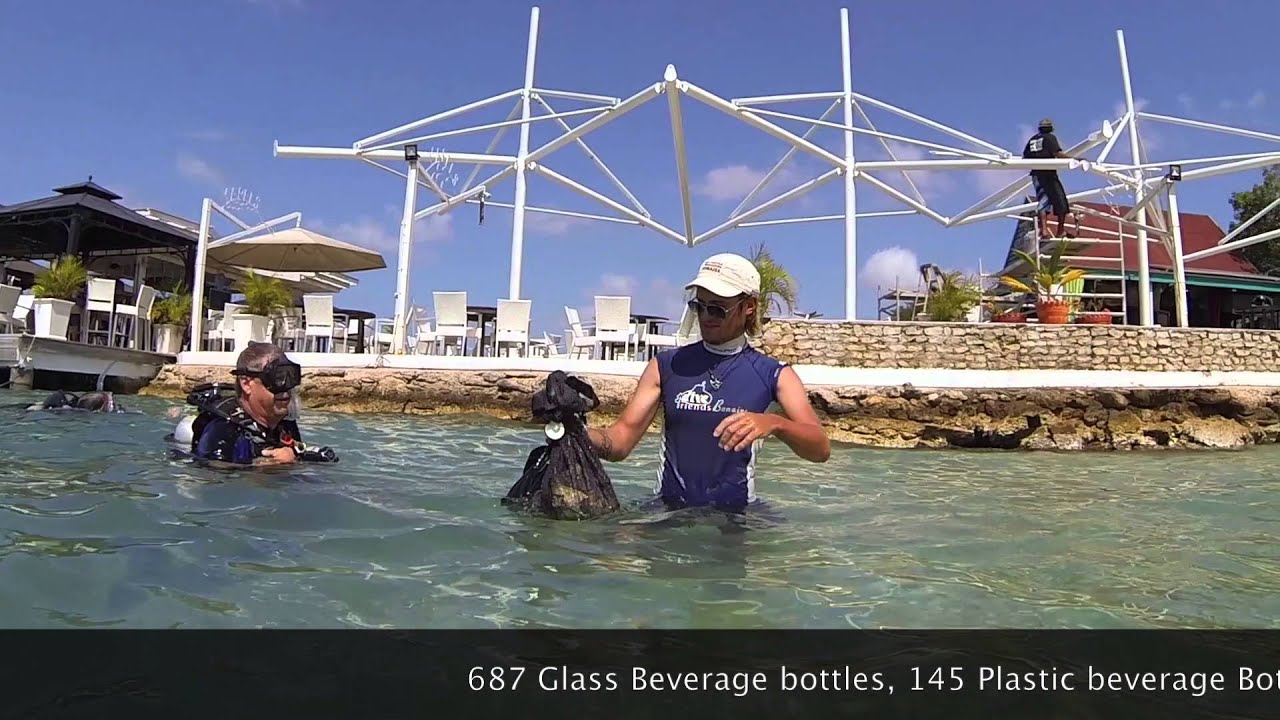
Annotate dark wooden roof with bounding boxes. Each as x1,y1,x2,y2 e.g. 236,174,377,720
1001,201,1273,281
0,181,197,259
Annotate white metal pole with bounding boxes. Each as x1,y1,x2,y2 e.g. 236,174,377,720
1166,181,1189,328
665,65,695,245
190,197,213,352
840,7,857,320
1118,30,1152,326
391,157,420,354
508,6,540,302
1218,193,1280,246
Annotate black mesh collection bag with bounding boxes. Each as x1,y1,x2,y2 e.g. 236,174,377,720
504,371,620,520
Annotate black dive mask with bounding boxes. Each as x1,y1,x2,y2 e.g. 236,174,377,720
233,358,302,394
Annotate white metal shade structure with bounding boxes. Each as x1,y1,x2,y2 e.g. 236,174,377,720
205,226,386,274
274,6,1280,345
188,199,370,348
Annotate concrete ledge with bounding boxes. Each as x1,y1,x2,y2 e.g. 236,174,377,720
146,362,1280,451
175,351,1280,389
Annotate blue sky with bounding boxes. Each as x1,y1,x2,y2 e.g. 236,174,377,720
4,0,1279,336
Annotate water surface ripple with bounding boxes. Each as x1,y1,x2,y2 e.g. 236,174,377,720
0,390,1275,628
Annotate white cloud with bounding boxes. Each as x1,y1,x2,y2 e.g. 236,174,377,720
971,168,1030,199
876,140,952,198
313,213,453,252
1177,93,1196,113
860,246,921,293
1223,90,1266,113
176,152,225,186
693,164,802,203
586,273,685,325
525,211,589,237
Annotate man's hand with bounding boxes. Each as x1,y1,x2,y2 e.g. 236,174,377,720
260,447,298,464
713,412,780,452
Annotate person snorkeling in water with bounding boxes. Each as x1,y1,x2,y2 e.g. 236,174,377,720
585,252,830,514
33,389,124,413
186,341,336,466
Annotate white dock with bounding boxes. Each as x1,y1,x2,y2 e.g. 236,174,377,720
1,333,175,387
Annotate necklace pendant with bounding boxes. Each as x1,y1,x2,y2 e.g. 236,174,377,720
709,375,722,390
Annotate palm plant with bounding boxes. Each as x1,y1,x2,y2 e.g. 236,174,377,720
32,254,88,300
748,243,798,318
152,283,193,327
997,238,1086,301
924,270,982,322
239,270,292,317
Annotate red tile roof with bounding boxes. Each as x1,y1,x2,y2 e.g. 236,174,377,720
1062,202,1260,277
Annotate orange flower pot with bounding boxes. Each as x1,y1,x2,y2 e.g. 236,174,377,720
993,312,1027,323
1036,299,1072,325
1077,312,1113,325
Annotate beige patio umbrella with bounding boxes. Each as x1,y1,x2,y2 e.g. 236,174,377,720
205,226,386,273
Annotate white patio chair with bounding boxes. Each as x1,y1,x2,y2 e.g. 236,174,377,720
112,285,157,350
433,291,477,355
639,320,678,360
331,313,351,352
83,277,117,345
563,306,596,359
0,284,20,333
530,331,562,358
369,317,396,353
409,306,438,354
274,307,306,351
593,295,633,360
674,303,702,345
302,293,336,352
494,299,532,357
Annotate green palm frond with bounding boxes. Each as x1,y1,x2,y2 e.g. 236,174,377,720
749,243,798,317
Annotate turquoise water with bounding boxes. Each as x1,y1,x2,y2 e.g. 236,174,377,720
0,389,1277,629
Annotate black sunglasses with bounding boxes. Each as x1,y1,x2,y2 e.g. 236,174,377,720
688,298,744,320
233,358,302,394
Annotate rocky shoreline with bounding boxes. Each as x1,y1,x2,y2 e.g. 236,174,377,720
142,365,1280,451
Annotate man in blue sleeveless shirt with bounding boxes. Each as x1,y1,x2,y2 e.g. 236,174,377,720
587,253,830,512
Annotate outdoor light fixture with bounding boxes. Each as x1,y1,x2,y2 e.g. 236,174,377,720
1168,164,1182,182
404,144,419,164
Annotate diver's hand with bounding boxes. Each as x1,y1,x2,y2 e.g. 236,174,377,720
260,447,298,464
713,412,780,452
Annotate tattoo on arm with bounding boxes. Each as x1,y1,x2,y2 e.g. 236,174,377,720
594,429,615,461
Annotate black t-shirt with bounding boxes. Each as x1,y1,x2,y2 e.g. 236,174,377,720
1023,131,1062,177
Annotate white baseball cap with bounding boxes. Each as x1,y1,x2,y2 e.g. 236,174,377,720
685,253,760,298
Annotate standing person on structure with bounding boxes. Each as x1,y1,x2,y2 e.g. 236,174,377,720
1023,118,1077,239
584,253,830,515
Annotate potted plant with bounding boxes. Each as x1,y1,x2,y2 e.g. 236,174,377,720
748,243,798,327
922,270,982,322
30,254,88,339
988,301,1028,323
151,285,193,354
1076,297,1113,325
233,271,291,349
997,239,1086,325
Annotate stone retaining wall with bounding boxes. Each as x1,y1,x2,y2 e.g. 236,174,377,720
144,365,1280,451
757,320,1280,372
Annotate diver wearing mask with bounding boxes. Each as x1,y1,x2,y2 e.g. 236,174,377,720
188,341,337,465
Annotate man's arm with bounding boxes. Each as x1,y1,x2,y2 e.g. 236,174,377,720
194,420,296,466
586,358,662,462
1047,133,1070,159
767,366,831,462
713,366,831,463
